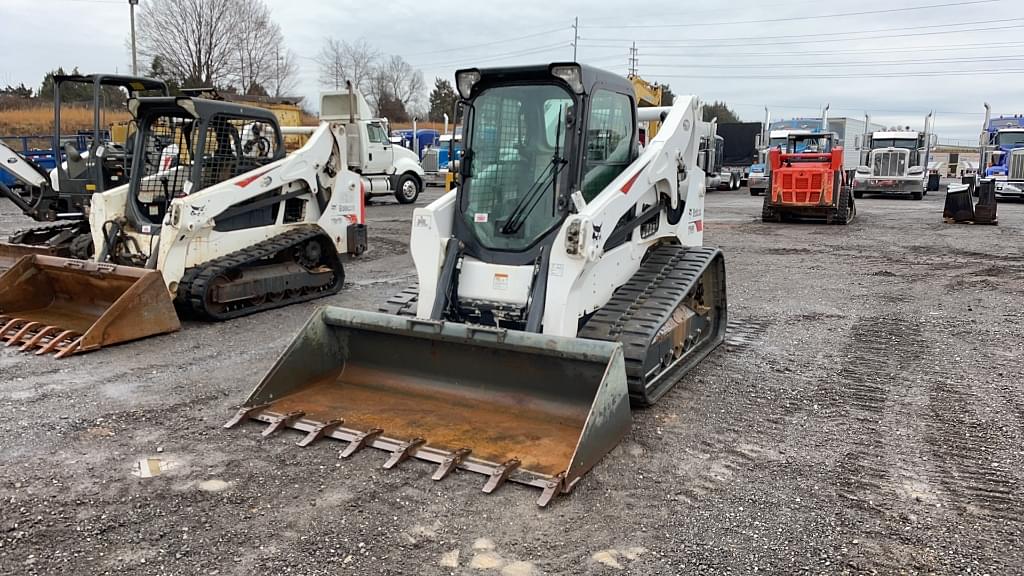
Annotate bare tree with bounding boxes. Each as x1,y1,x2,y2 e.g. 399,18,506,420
136,0,239,87
315,38,379,91
268,48,300,97
232,0,288,94
378,55,425,113
136,0,295,94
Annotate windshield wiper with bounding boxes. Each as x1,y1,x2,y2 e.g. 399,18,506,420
501,104,568,235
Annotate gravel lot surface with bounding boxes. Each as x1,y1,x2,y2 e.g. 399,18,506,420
1,186,1021,575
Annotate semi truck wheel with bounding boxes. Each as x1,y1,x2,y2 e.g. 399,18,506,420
395,173,422,204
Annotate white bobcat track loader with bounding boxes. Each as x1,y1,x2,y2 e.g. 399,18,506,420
226,63,727,506
0,93,366,358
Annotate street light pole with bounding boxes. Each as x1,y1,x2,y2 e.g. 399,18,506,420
129,0,139,75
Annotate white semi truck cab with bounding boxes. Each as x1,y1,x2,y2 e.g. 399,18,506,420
319,87,426,204
852,130,932,200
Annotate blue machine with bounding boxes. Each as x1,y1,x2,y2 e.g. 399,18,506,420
983,115,1024,177
393,129,441,158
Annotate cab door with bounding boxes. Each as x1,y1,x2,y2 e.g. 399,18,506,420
364,121,393,175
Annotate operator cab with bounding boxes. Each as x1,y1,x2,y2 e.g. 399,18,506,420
447,62,637,329
782,132,837,164
125,97,284,232
453,63,637,265
53,74,168,209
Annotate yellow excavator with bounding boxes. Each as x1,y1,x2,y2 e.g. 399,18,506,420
630,73,665,143
226,63,727,506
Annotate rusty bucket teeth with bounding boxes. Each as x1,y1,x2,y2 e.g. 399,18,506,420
382,438,426,470
0,318,84,358
223,308,634,507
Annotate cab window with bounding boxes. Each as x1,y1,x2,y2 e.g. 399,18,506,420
582,90,634,201
368,123,387,144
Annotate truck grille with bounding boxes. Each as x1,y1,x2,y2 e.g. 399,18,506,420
1010,149,1024,180
871,150,908,177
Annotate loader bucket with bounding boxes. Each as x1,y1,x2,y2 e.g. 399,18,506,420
0,243,57,274
226,307,632,506
0,255,180,358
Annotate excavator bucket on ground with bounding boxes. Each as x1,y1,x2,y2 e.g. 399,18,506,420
225,307,632,506
0,243,59,273
0,255,180,358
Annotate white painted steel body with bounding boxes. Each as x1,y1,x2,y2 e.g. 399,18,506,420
87,121,365,294
410,96,708,338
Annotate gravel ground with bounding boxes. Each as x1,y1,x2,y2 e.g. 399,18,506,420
0,186,1021,575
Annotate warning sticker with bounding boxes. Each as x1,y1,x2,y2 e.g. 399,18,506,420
493,273,509,290
474,213,489,223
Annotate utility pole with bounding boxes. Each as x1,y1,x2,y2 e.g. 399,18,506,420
628,42,639,77
129,0,139,75
572,17,579,62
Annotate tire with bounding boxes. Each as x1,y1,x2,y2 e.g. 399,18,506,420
761,194,778,222
68,233,94,260
833,186,854,225
911,190,923,201
394,173,421,204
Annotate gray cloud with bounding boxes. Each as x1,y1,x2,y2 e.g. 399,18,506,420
2,0,1014,140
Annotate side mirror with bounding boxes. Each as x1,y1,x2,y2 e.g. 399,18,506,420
854,135,861,149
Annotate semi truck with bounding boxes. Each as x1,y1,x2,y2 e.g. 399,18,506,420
980,106,1024,199
716,122,762,190
851,113,934,200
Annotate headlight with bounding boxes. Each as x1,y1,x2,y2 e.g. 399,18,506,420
550,64,584,94
455,69,481,99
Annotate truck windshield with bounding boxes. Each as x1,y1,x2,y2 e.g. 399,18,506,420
790,136,832,153
996,131,1024,147
461,84,573,251
872,139,918,149
769,137,787,149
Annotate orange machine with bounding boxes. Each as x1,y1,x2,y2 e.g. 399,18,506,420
761,132,856,224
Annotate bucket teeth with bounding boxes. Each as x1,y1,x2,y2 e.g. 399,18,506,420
382,437,426,470
296,419,344,447
35,330,78,356
482,459,521,494
223,404,271,428
432,448,472,481
537,473,566,507
261,411,305,437
339,428,383,458
5,321,41,345
19,326,60,351
0,320,83,357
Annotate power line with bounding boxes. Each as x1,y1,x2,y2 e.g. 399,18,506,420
580,0,999,29
408,26,569,58
413,42,571,70
579,16,1024,47
583,22,1024,50
646,68,1024,80
638,55,1024,69
624,40,1024,60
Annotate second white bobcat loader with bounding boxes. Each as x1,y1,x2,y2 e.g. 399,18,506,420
0,93,366,357
227,64,727,506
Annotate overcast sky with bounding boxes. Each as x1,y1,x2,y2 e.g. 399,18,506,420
1,0,1018,142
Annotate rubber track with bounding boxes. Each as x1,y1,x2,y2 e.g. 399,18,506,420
379,283,420,316
579,244,726,406
178,225,343,321
8,221,85,245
